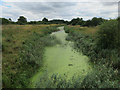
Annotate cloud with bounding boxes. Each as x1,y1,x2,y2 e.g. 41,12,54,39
1,1,118,21
1,0,120,2
101,2,118,6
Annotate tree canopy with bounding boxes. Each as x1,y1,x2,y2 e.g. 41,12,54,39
42,18,48,22
0,18,10,24
17,16,27,25
1,16,109,26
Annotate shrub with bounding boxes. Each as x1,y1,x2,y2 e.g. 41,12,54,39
96,20,119,49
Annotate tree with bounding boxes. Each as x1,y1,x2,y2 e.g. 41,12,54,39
82,17,106,27
70,18,78,25
77,18,84,26
8,18,16,24
9,18,12,22
42,17,48,22
69,18,84,25
49,19,66,24
83,20,91,27
0,18,10,25
90,17,105,26
17,16,27,25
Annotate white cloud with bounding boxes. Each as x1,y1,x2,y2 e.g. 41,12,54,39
1,1,118,21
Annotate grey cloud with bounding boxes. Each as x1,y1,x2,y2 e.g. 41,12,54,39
10,2,76,14
100,10,116,15
101,2,118,6
11,2,76,19
49,2,76,8
11,2,54,14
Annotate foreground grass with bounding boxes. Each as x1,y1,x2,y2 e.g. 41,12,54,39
2,24,60,88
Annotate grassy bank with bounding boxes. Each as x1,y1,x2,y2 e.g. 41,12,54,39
2,24,60,88
64,20,120,88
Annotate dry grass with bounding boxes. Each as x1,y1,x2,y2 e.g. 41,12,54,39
2,24,59,78
67,25,98,35
82,27,99,35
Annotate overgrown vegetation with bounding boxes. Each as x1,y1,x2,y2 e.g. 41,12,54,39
63,19,120,88
2,25,60,88
2,17,120,88
34,65,119,88
24,19,120,88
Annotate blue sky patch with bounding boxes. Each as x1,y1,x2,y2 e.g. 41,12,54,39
0,0,11,7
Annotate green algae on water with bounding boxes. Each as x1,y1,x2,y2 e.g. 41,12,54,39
30,27,92,88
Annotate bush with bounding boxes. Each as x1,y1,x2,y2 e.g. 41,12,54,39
96,20,119,49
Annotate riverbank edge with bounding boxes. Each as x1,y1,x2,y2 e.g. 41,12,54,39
64,25,120,88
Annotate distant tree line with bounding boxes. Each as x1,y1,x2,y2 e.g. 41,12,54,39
0,16,110,26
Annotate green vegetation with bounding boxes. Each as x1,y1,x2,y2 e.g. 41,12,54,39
31,19,120,88
63,19,120,88
17,16,27,25
1,16,106,27
2,25,60,88
0,18,15,25
69,17,106,26
2,16,120,88
30,29,92,88
97,20,120,49
34,65,119,88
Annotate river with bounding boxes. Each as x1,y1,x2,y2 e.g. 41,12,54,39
30,26,92,88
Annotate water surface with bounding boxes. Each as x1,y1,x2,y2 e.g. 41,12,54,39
30,26,92,87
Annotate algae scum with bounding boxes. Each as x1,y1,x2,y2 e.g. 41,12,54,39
30,27,92,88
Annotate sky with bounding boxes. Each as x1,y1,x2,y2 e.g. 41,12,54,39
0,0,119,21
